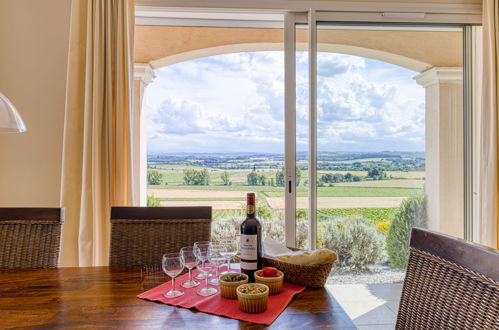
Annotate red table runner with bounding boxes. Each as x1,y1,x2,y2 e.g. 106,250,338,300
138,267,305,325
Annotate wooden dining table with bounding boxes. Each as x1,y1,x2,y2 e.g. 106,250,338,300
0,266,356,329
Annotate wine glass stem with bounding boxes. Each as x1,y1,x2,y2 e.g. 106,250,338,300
228,258,231,271
188,268,192,282
205,273,209,289
172,276,176,292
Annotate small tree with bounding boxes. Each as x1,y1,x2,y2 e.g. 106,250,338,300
200,168,210,185
247,171,258,186
221,171,232,186
344,172,353,182
257,174,266,186
183,168,210,185
367,167,386,180
276,169,285,186
296,167,302,186
147,170,163,185
276,167,300,187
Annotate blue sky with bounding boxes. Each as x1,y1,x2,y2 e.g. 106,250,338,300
145,51,425,154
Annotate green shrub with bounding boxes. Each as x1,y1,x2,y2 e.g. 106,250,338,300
386,195,427,269
220,171,232,186
320,216,386,268
183,168,210,185
147,170,163,185
147,195,161,207
295,220,309,250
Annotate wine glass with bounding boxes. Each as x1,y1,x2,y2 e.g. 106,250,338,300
208,247,226,285
180,246,200,288
193,241,211,280
196,250,218,296
220,238,239,274
162,253,185,298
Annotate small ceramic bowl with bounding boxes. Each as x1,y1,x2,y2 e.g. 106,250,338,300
254,269,284,295
236,283,269,313
218,273,248,299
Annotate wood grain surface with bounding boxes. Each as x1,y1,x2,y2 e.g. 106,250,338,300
0,266,355,329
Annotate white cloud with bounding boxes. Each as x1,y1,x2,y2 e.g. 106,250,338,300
145,51,425,154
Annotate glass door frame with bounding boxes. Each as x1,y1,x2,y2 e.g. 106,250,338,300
283,11,476,248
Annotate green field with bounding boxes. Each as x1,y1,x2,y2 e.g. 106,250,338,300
318,208,396,224
147,162,424,220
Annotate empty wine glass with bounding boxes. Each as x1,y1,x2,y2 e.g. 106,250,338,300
220,238,239,274
208,247,226,285
196,250,218,296
180,246,199,288
162,253,185,298
194,241,211,280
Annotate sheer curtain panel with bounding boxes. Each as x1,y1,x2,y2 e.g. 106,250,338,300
478,0,499,249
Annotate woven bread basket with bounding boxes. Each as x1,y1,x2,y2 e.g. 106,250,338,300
262,248,335,288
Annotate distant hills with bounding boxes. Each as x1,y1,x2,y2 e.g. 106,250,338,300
148,151,425,171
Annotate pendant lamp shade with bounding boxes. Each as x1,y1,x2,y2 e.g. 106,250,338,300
0,92,26,133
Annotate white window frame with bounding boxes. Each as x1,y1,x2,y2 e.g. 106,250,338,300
136,1,480,246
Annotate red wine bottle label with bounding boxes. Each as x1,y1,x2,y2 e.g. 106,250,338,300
240,234,257,260
240,261,257,270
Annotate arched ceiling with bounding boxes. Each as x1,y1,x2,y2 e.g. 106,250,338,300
135,25,463,72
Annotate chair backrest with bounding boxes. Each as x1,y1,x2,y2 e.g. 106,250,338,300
397,228,499,329
110,206,212,266
0,208,64,268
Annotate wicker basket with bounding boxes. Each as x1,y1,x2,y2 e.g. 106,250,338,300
262,249,335,288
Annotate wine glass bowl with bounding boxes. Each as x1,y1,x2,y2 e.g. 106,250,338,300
193,241,212,280
180,246,200,288
220,238,239,274
162,253,185,298
208,247,226,285
196,251,218,296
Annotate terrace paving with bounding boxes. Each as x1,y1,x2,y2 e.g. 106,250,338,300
328,283,403,329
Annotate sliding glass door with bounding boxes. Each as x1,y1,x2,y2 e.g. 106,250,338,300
285,12,469,273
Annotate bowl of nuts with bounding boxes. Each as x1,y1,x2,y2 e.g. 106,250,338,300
218,273,249,299
236,283,269,313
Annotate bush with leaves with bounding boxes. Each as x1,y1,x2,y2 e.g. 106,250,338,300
147,170,163,185
147,195,161,207
247,171,266,186
386,194,427,269
275,167,302,187
183,168,210,185
320,216,386,268
220,171,232,186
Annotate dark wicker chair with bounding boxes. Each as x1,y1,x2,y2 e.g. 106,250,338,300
0,208,64,268
397,228,499,329
109,206,212,266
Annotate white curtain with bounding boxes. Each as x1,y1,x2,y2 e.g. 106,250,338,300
478,0,499,249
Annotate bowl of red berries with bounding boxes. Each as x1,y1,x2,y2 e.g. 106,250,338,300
254,267,284,295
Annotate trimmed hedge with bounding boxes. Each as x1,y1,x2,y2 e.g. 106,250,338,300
386,195,427,269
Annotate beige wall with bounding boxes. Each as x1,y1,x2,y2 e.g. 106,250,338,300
0,0,70,207
135,26,462,71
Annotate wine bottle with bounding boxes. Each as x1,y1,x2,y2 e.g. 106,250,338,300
240,192,262,282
